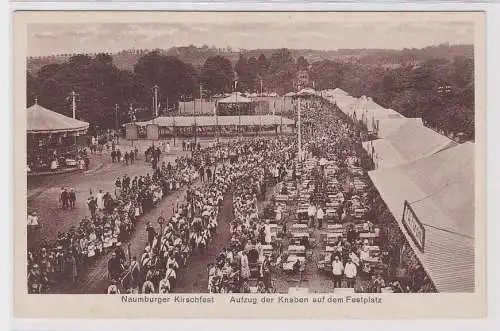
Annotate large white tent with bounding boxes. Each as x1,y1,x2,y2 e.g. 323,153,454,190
363,120,457,168
346,95,387,120
375,117,423,139
368,142,475,292
364,108,405,133
333,95,358,114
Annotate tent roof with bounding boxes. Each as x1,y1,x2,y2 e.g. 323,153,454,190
332,88,348,96
348,95,385,115
376,118,423,139
368,143,475,292
364,121,457,168
217,93,252,103
384,120,457,163
363,139,407,168
27,103,89,134
134,115,294,127
364,108,405,131
285,92,296,97
334,95,358,112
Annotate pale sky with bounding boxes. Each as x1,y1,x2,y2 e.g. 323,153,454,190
27,20,474,57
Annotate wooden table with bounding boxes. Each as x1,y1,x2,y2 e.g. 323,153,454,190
325,245,340,252
287,255,306,263
288,245,306,255
291,223,308,229
327,224,343,230
292,232,310,238
360,232,378,238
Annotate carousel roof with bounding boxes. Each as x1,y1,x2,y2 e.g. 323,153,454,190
27,103,89,134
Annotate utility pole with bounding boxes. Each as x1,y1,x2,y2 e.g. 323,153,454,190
153,85,159,118
235,80,241,137
260,79,263,95
68,91,78,119
115,104,119,144
194,85,201,145
129,103,135,146
297,83,302,163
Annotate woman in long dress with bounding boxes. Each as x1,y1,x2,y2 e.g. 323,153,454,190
96,190,105,210
264,221,272,244
240,251,251,280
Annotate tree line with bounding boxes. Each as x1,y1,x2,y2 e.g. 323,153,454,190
309,56,474,139
27,47,474,139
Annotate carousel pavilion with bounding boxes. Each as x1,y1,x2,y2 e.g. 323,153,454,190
27,101,89,173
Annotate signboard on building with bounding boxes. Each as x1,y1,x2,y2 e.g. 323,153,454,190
124,123,138,140
146,124,159,140
402,200,426,252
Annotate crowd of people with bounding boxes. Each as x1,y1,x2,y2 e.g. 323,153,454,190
27,143,201,293
207,138,295,293
27,93,435,294
105,137,296,294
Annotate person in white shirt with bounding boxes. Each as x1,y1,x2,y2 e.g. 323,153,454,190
349,251,360,267
27,212,39,229
307,204,317,228
359,245,370,261
316,207,325,229
344,258,357,288
331,255,344,288
264,221,272,244
96,190,105,211
158,277,171,293
275,205,283,223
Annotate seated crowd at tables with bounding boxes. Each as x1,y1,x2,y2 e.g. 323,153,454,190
298,98,434,293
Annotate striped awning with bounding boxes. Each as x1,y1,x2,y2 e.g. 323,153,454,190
134,115,294,128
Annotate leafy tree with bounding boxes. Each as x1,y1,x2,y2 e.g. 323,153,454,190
296,56,309,71
201,55,234,95
235,54,259,92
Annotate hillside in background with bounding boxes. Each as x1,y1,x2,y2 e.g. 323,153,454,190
27,43,473,74
26,43,474,140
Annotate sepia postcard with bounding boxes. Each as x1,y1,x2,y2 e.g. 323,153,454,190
13,11,486,319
